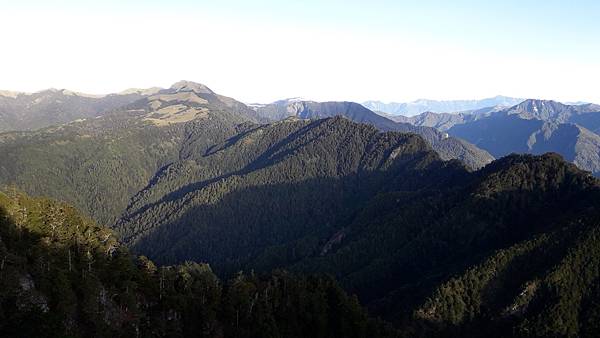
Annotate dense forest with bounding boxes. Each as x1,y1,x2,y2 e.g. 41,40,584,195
0,83,259,225
0,190,396,337
294,153,600,337
0,83,491,228
253,100,493,169
2,82,600,337
3,152,600,337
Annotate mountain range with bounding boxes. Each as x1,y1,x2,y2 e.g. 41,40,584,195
1,81,600,337
0,84,493,226
396,99,600,176
0,88,150,132
362,96,524,117
251,99,493,169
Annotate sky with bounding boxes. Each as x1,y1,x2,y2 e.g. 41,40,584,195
1,0,599,103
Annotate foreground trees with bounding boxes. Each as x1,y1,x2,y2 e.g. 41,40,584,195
0,190,396,337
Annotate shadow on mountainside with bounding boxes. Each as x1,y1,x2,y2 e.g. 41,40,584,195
0,192,401,338
125,152,600,337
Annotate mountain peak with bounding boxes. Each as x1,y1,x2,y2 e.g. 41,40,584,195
362,96,524,116
271,97,311,106
516,98,565,108
170,80,214,95
508,99,572,120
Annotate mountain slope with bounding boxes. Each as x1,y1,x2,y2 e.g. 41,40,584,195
444,100,600,175
0,89,153,132
2,89,600,336
0,189,396,337
254,100,493,170
288,153,600,337
113,113,600,336
387,106,506,131
0,84,491,232
0,81,260,225
0,80,267,133
505,99,600,123
116,116,453,274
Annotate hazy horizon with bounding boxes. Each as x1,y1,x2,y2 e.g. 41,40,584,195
1,82,594,107
2,0,599,104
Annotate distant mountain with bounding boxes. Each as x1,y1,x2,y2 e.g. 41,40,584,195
363,96,524,116
2,81,600,336
0,88,153,132
0,81,262,225
432,100,600,175
115,117,600,336
254,100,494,170
395,99,600,175
390,111,476,131
0,80,269,133
506,99,600,128
386,105,509,131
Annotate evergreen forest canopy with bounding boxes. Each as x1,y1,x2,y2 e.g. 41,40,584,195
1,81,600,337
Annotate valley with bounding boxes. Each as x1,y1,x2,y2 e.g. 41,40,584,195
1,81,600,337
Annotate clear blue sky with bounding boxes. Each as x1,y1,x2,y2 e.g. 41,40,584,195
1,0,599,103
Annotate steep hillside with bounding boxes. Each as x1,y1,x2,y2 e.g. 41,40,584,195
116,117,454,274
0,190,396,337
389,111,475,131
2,94,600,336
0,81,259,225
0,89,151,132
446,100,600,175
2,82,600,336
506,99,600,124
289,153,600,337
254,100,493,169
113,114,600,336
0,84,490,230
0,80,267,133
387,106,506,131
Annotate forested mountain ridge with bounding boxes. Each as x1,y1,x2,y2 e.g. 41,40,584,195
290,152,600,337
107,105,600,336
445,100,600,175
393,99,600,176
0,189,397,337
0,81,489,228
0,88,151,132
253,100,494,170
2,81,600,336
3,124,600,337
0,81,260,225
0,80,266,133
391,99,600,132
116,116,461,274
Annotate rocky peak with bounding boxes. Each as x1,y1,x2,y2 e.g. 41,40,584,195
508,99,572,122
